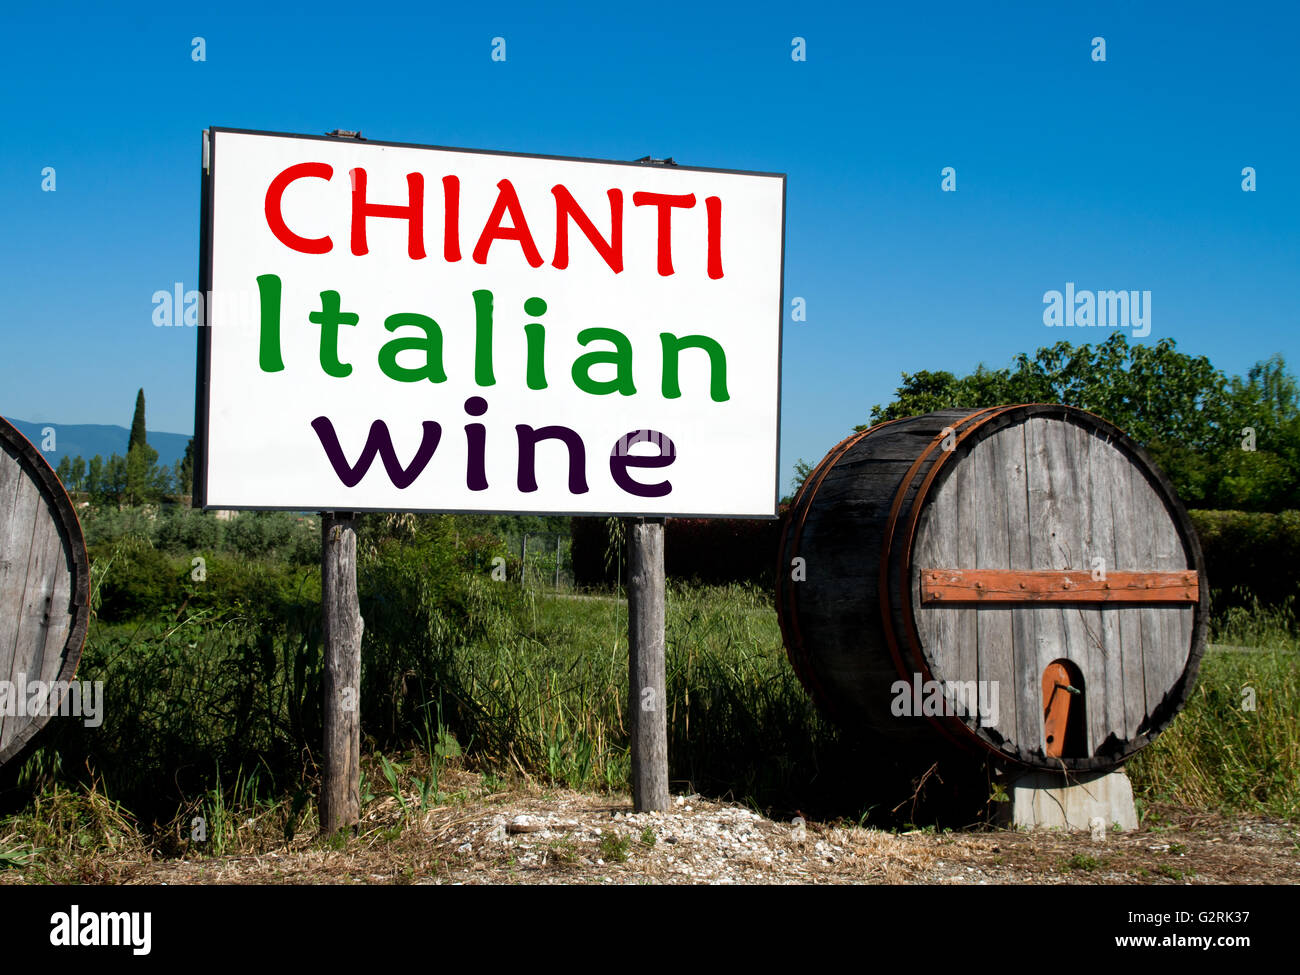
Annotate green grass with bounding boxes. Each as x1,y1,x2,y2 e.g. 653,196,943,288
547,835,579,863
3,507,1297,866
598,832,631,863
1151,862,1196,882
1063,852,1101,872
1212,595,1299,651
1128,644,1299,818
0,783,147,880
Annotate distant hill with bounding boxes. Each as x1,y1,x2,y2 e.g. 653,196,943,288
3,418,191,470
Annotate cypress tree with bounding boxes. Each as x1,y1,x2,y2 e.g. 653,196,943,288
179,438,195,495
128,388,147,452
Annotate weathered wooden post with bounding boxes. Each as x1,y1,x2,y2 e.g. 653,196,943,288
627,517,668,811
321,511,363,835
622,153,679,813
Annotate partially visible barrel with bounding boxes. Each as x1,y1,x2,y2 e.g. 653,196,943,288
0,418,90,768
777,405,1207,771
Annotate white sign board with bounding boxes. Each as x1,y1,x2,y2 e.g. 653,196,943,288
197,128,785,516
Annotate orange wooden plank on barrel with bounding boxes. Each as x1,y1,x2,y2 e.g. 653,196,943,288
919,569,1199,604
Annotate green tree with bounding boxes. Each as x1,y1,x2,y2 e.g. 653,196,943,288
86,455,104,499
56,455,72,487
865,334,1298,511
128,388,147,453
1216,354,1300,510
118,387,173,505
125,442,170,505
783,458,816,502
178,438,195,497
93,453,128,505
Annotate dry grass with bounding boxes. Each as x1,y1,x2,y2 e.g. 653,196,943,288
3,765,1295,885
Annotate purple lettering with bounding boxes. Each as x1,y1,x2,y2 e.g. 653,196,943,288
311,416,442,488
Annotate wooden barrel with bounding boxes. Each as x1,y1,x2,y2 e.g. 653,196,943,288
777,405,1207,772
0,417,90,768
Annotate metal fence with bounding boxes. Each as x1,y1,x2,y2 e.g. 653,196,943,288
508,530,574,590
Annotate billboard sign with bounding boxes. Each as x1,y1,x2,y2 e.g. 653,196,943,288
196,128,785,516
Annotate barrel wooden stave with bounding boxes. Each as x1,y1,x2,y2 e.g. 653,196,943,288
0,420,90,767
779,410,968,750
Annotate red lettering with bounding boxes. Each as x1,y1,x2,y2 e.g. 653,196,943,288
706,195,723,279
349,168,426,259
265,165,721,279
442,175,462,262
551,185,623,272
264,162,333,254
632,191,695,276
473,179,544,267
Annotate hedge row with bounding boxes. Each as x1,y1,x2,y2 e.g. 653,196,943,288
572,510,1300,613
571,515,784,588
1187,509,1300,612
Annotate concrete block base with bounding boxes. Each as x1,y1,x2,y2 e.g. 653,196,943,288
997,768,1138,832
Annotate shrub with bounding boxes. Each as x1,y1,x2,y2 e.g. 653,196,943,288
1188,509,1300,617
78,505,156,549
89,536,185,622
356,517,470,742
225,511,297,559
456,532,509,574
571,514,785,589
152,507,225,553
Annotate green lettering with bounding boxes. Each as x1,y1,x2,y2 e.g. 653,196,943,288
378,313,448,383
572,327,636,396
660,333,729,402
473,289,495,386
256,273,284,372
310,290,359,378
525,322,547,390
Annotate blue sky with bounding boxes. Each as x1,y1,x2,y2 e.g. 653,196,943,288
2,1,1296,495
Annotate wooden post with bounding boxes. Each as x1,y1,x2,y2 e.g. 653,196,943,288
520,532,527,587
627,517,668,811
321,511,363,835
555,534,562,590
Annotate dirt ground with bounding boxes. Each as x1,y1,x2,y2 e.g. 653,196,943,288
23,769,1293,886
